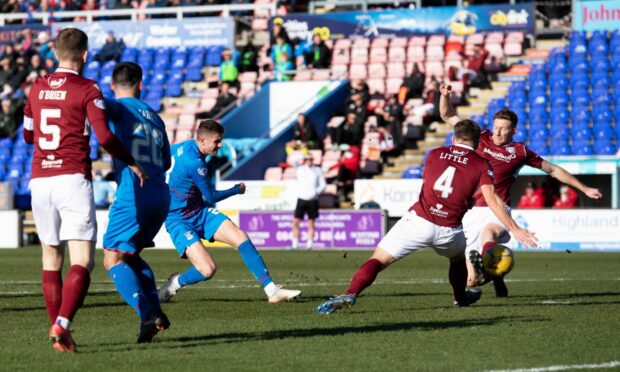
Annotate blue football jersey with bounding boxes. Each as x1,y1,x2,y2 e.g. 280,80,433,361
105,97,171,206
166,140,239,218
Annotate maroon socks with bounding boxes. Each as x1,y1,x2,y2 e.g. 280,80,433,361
345,258,383,296
42,270,63,324
58,265,91,322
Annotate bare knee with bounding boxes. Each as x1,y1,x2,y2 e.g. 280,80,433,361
103,250,126,271
196,261,217,279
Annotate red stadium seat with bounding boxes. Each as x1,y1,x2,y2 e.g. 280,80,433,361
332,47,351,65
368,63,386,79
407,45,425,63
408,35,427,47
386,78,403,94
369,47,388,63
349,64,367,80
389,37,408,48
388,46,406,63
387,63,405,78
426,45,445,61
351,47,369,64
264,167,283,181
367,78,385,94
370,38,389,48
312,70,331,80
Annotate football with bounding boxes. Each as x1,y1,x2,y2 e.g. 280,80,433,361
483,245,515,277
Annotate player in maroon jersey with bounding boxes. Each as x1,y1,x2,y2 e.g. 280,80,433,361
439,83,602,297
23,28,147,352
316,120,537,314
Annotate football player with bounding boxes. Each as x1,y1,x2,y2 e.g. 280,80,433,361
439,83,602,296
158,120,301,304
316,120,537,314
101,62,172,343
24,28,146,352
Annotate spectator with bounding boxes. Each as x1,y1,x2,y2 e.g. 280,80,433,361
517,182,545,209
344,93,367,125
459,44,491,90
92,171,116,208
348,79,369,106
273,51,294,81
270,18,291,47
398,63,425,103
424,78,441,123
484,56,506,82
304,34,331,69
219,49,238,86
376,94,403,125
37,32,56,62
291,154,326,250
44,57,57,73
331,112,364,148
553,186,579,209
0,58,11,88
95,31,125,63
30,54,47,77
327,145,360,201
271,34,293,62
9,57,29,92
287,113,320,151
195,82,237,120
0,98,18,138
238,42,258,73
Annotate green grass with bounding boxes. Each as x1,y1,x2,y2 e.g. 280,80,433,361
1,248,619,371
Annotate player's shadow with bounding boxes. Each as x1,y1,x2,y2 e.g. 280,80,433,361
468,291,620,308
85,315,549,352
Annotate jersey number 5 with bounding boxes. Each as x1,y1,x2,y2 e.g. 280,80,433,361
433,166,455,198
39,109,61,150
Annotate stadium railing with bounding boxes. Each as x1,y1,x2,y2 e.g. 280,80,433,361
0,2,277,26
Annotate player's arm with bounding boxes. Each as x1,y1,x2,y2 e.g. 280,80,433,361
540,160,603,200
190,161,240,204
438,83,461,127
160,119,172,171
23,96,34,144
481,184,537,248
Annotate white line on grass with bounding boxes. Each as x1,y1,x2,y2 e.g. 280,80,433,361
2,277,620,297
1,277,619,286
486,360,620,372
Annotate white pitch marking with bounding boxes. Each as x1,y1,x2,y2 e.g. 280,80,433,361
486,360,620,372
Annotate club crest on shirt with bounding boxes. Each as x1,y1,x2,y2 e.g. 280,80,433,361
506,147,515,154
48,76,66,88
197,167,207,176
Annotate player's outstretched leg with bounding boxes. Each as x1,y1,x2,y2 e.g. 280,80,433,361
159,241,215,303
492,276,508,297
237,239,301,303
316,256,385,314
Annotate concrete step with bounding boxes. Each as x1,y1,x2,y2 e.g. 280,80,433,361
383,165,407,173
535,39,566,50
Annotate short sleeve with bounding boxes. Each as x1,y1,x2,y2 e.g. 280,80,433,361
524,145,544,168
478,160,494,187
84,82,107,127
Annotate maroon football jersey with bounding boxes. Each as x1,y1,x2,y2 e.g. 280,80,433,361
411,144,493,227
24,68,134,180
473,130,543,206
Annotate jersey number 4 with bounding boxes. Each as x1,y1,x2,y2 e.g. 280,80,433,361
433,166,455,198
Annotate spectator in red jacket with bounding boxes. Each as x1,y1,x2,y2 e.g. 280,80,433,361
553,186,579,209
517,182,545,209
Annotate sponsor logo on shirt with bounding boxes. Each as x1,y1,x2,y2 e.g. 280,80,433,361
429,203,449,218
42,154,63,168
184,231,194,240
197,167,207,176
482,147,516,163
48,76,66,88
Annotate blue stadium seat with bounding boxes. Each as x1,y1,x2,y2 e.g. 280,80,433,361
528,127,549,142
571,141,593,155
528,140,549,155
571,127,592,141
206,46,225,66
165,84,182,97
594,125,614,140
403,166,423,179
594,140,616,155
513,129,527,142
186,66,203,82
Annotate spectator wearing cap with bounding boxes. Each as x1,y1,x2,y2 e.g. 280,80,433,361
270,18,291,47
219,49,239,87
304,34,331,69
517,182,545,209
291,154,326,250
95,31,125,63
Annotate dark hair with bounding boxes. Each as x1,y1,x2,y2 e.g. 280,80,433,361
493,109,518,128
196,120,225,137
453,119,481,146
56,28,88,64
112,62,143,89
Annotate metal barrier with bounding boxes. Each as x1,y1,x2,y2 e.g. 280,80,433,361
0,3,276,26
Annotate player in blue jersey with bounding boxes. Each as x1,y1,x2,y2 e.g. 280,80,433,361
101,62,172,343
158,120,301,304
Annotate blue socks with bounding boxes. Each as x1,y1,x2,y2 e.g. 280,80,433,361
128,256,162,314
178,266,208,287
108,263,152,323
238,239,273,287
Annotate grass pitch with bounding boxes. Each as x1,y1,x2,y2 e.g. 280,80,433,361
1,248,619,371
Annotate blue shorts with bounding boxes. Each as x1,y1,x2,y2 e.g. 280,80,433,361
165,207,228,258
103,201,169,255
